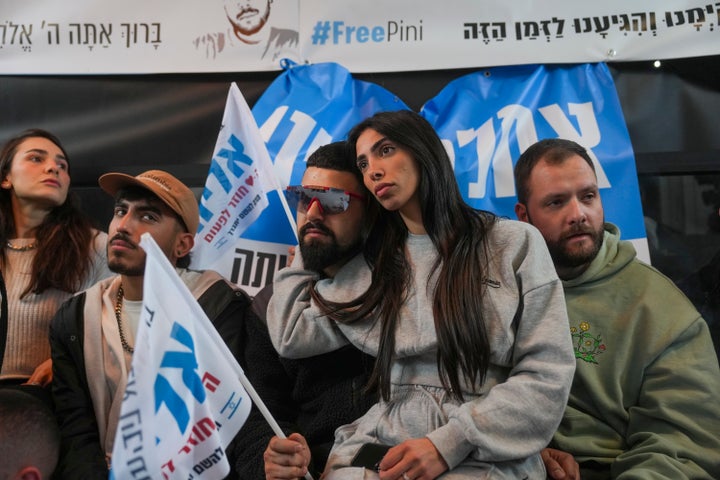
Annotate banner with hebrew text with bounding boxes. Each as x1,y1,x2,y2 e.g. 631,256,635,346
421,63,646,247
198,62,647,296
1,0,718,74
194,82,294,272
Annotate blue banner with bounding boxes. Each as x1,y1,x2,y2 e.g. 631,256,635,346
421,63,645,240
205,61,408,295
200,61,646,295
241,60,410,246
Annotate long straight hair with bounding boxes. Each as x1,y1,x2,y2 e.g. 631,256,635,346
313,111,497,401
0,129,97,296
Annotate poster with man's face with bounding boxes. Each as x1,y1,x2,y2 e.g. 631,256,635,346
194,0,300,65
223,0,273,42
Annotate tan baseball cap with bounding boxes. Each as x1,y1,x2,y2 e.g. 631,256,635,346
98,170,199,235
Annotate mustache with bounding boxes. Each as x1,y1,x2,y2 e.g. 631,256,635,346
299,221,333,238
563,224,594,237
236,7,259,18
109,232,137,248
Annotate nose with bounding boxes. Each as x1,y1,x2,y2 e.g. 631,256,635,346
115,212,133,234
46,162,59,175
366,158,383,182
567,198,587,225
305,197,325,221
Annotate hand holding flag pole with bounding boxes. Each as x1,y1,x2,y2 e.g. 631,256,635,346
234,369,314,480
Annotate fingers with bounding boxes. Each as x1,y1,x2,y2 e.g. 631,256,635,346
268,435,304,454
287,245,297,265
377,438,448,480
541,448,570,480
264,435,311,480
544,458,567,479
26,358,53,387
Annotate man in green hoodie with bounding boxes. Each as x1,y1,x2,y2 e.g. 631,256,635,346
514,138,720,480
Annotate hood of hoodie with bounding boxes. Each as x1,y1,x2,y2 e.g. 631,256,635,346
561,223,636,289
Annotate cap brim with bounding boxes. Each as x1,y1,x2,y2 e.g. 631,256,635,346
98,172,147,197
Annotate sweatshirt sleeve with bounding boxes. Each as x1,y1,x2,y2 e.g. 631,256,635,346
427,224,576,467
267,251,371,359
614,316,720,479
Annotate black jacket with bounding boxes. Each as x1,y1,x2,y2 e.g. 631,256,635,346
50,275,252,480
229,284,376,479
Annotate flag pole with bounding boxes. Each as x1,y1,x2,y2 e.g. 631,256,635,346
237,371,314,480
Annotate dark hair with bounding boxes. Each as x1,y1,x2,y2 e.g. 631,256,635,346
306,141,363,186
312,110,497,401
514,138,596,205
0,389,60,477
116,186,192,268
0,129,99,296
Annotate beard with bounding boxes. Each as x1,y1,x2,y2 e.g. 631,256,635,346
107,233,145,276
299,221,361,272
108,257,145,276
228,7,270,41
545,222,604,271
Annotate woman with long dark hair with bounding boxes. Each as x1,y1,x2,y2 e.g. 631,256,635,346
268,111,575,479
0,129,111,399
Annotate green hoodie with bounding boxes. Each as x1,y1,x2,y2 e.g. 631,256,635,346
553,223,720,479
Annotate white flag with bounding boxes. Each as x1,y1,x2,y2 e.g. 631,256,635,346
110,233,252,480
193,82,296,270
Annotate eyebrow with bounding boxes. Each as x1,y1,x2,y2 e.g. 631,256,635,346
538,183,599,202
23,148,67,162
356,136,389,162
114,199,165,216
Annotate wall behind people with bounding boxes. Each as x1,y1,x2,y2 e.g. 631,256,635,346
1,58,719,286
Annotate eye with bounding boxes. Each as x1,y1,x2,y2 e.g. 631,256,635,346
113,207,127,217
356,159,368,172
379,144,395,157
57,161,69,171
141,213,159,222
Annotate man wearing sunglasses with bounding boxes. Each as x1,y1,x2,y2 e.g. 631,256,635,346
230,141,376,479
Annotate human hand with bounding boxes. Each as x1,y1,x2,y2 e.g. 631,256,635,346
264,433,311,480
377,438,448,480
287,245,296,266
541,447,580,480
24,358,52,387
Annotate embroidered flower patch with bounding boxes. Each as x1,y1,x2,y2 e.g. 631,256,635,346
570,321,606,364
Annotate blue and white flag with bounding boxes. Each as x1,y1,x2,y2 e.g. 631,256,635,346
194,82,295,272
202,61,409,296
110,233,252,480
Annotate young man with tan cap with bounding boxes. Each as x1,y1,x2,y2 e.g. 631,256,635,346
49,170,251,479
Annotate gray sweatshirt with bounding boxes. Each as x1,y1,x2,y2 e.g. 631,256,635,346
268,219,575,477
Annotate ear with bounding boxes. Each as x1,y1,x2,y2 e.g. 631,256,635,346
174,232,194,259
16,465,42,480
1,178,11,189
515,202,529,223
